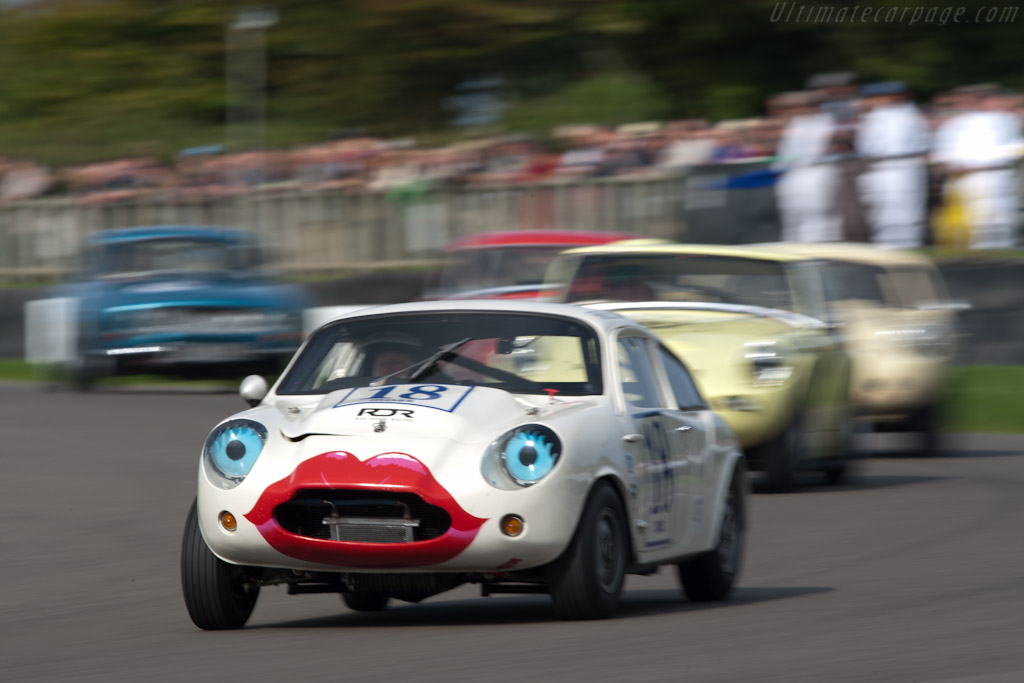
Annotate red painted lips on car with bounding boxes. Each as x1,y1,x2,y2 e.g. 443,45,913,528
245,451,487,568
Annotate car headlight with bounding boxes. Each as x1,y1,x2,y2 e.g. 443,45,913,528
744,340,793,386
481,424,562,489
203,419,267,489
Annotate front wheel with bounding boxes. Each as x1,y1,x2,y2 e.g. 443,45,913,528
181,500,260,630
907,404,941,457
678,474,744,602
822,413,861,485
547,482,628,620
758,417,804,493
67,355,106,391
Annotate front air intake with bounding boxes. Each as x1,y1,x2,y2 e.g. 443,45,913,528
274,490,451,542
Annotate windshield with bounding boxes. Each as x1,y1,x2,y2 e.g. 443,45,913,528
822,262,946,309
277,311,603,396
87,237,256,277
436,246,571,295
884,267,946,308
560,254,794,311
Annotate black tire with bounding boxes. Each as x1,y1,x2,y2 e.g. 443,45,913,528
181,500,259,630
68,358,100,391
761,417,803,493
821,456,848,485
678,474,744,602
547,481,628,620
342,592,390,612
909,404,941,457
822,414,860,486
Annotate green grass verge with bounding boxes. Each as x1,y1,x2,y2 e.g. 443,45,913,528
0,359,39,381
937,365,1024,434
0,359,260,390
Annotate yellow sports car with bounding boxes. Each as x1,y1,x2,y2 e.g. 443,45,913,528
545,243,852,491
756,243,962,456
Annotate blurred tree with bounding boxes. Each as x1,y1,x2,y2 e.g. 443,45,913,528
0,0,1023,164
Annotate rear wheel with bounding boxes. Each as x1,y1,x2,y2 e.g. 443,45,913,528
822,413,861,485
547,482,628,620
678,474,744,601
342,592,390,612
181,500,259,630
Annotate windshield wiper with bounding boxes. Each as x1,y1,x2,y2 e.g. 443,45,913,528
370,337,473,386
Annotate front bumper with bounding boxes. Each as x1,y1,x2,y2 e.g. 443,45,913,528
849,354,948,419
707,384,797,449
197,447,583,574
85,334,299,374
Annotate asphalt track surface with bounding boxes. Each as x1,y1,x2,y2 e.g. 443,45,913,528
3,381,1023,683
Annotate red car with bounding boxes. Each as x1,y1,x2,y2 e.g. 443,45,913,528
426,230,637,300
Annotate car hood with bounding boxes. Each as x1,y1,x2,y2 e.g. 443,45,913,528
270,384,600,444
587,302,824,383
59,272,306,311
830,300,957,355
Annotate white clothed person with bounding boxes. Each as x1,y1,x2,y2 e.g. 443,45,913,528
933,109,1023,249
660,137,714,170
774,111,841,243
856,101,931,248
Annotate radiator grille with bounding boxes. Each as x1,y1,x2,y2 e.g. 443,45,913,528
275,490,451,543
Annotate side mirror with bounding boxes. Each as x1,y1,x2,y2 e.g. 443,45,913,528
239,375,268,407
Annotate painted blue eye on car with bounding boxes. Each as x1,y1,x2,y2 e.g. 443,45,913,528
501,425,561,486
204,419,267,486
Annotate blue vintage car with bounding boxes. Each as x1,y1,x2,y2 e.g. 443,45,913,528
58,226,309,387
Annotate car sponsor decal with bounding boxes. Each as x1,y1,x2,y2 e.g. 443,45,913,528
356,407,415,418
623,452,639,506
333,384,474,413
246,451,487,568
636,415,675,549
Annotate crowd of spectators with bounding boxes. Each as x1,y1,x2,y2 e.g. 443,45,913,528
1,76,1022,248
0,114,807,204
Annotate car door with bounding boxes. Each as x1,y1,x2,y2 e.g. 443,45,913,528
614,333,692,555
653,345,714,546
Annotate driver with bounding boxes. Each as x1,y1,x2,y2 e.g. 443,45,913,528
372,348,415,378
363,341,419,381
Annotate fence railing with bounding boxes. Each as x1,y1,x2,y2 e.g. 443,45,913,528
0,174,689,278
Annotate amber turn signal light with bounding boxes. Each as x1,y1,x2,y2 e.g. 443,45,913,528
219,511,238,532
500,515,524,537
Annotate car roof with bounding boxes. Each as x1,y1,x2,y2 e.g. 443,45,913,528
87,226,254,245
316,299,648,337
446,230,637,252
751,242,938,268
559,241,807,262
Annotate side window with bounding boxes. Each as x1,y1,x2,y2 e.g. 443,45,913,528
310,341,360,389
659,347,705,410
616,336,663,409
786,261,829,320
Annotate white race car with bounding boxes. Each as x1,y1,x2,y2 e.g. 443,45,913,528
181,300,747,628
